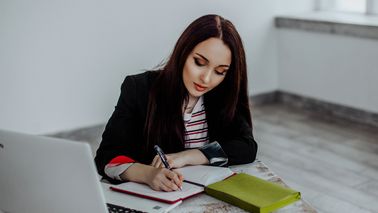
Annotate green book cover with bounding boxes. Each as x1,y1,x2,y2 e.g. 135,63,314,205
205,173,301,213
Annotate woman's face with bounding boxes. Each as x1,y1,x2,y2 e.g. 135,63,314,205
183,37,231,98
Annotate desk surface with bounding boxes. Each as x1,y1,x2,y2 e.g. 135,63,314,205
174,160,317,213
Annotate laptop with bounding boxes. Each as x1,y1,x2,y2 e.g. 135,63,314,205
0,129,181,213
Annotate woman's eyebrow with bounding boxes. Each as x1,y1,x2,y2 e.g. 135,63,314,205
194,53,230,68
194,53,209,62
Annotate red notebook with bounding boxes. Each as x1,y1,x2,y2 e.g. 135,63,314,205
109,165,235,204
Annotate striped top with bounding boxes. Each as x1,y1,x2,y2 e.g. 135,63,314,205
105,96,209,180
183,96,209,148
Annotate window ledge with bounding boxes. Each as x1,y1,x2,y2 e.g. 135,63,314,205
275,12,378,40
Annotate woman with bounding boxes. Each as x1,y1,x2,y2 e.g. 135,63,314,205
95,14,258,192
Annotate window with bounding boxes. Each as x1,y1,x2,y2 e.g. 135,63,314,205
334,0,366,13
315,0,378,15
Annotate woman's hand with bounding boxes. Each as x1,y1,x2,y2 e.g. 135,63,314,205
151,152,187,168
151,149,209,169
145,167,183,192
120,163,183,192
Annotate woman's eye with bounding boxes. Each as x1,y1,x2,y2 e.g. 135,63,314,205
215,70,227,76
194,58,205,66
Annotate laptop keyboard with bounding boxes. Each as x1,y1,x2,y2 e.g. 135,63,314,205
107,203,146,213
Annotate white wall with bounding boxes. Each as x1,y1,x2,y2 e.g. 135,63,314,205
0,0,314,134
277,29,378,114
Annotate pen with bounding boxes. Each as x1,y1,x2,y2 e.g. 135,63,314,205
154,145,183,191
154,145,171,169
183,180,205,188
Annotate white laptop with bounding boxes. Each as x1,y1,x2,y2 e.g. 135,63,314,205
0,129,181,213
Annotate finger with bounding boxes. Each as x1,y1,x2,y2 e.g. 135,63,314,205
171,172,182,187
162,177,178,191
152,156,162,168
166,171,182,189
156,161,162,168
175,171,184,186
172,169,183,179
173,170,183,178
159,173,177,192
151,155,159,167
159,181,172,192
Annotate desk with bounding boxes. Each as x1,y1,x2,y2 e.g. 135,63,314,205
174,160,317,212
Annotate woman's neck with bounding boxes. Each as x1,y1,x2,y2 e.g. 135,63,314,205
184,95,200,114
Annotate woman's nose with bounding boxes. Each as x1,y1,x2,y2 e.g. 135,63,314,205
200,69,212,84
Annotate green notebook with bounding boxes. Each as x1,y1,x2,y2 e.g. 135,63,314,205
205,173,301,213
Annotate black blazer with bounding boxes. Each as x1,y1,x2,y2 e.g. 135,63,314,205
95,71,258,180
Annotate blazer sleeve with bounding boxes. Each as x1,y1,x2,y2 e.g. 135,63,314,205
216,110,258,165
94,76,141,181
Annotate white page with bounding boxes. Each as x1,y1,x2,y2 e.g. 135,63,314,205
114,181,203,202
176,165,234,186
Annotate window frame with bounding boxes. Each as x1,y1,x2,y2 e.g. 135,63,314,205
367,0,378,14
315,0,378,15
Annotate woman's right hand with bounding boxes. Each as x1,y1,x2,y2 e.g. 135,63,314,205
145,167,183,191
120,163,183,192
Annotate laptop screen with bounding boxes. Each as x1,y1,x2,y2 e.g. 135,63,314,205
0,129,178,213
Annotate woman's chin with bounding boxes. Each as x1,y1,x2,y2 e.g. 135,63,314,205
189,90,205,98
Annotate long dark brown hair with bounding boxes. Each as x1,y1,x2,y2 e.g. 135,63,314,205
144,14,251,157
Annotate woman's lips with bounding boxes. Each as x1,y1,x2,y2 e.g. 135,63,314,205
194,82,207,92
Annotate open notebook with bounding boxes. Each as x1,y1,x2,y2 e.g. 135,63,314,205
109,165,235,204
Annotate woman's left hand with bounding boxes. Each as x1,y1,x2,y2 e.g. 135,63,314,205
151,151,188,169
151,149,209,169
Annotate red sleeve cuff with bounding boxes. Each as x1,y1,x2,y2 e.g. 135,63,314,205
108,156,135,166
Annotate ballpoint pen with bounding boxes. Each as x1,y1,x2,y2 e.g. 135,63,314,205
154,145,183,190
154,145,171,169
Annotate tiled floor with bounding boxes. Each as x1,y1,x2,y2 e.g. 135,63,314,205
51,103,378,213
253,104,378,213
